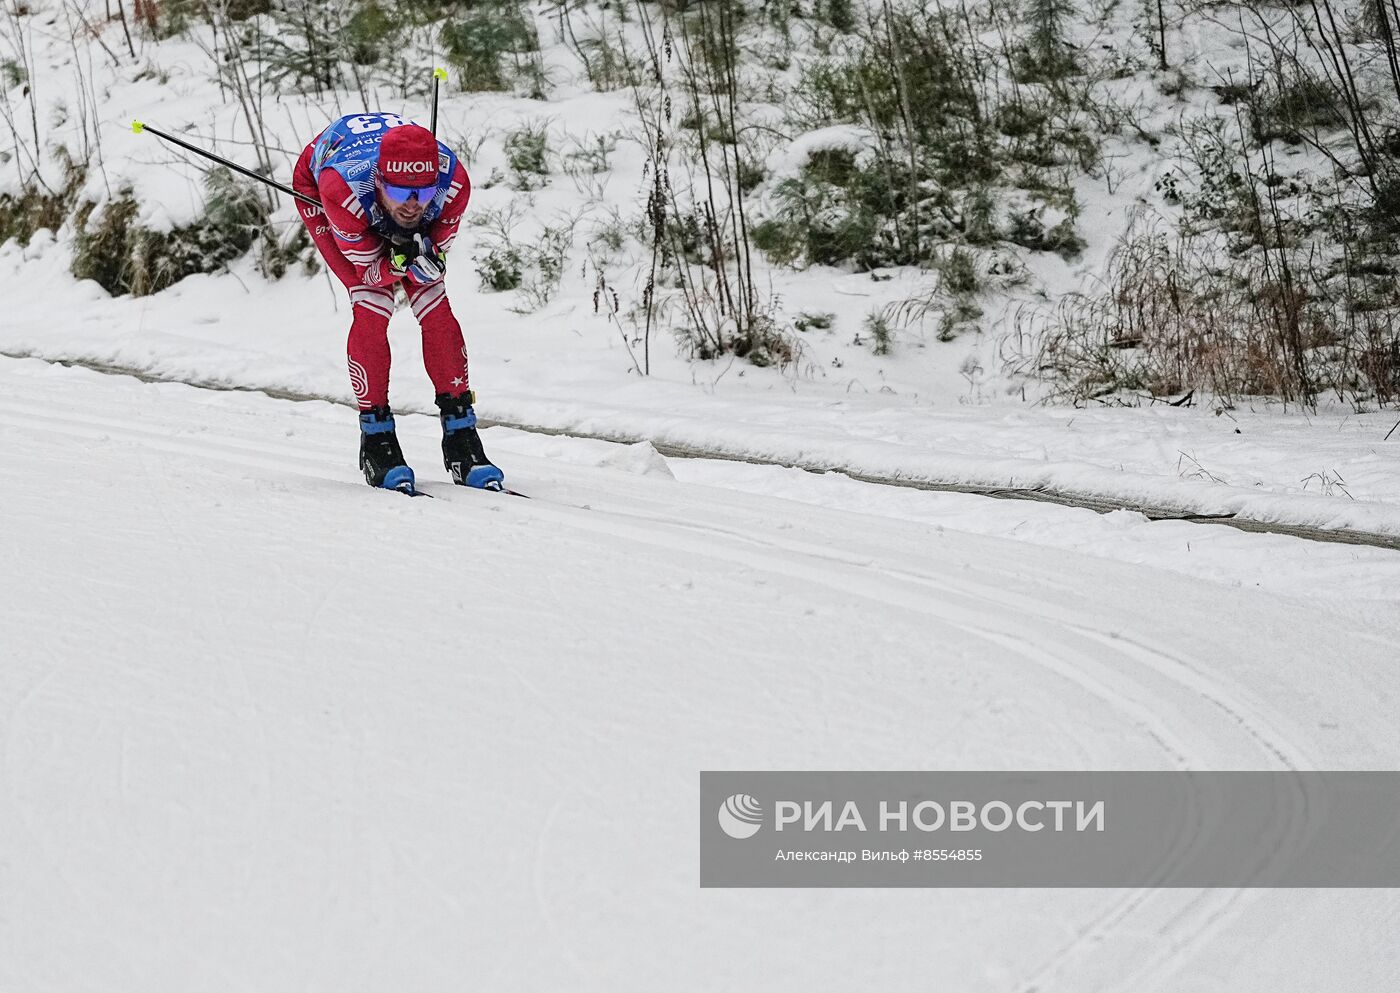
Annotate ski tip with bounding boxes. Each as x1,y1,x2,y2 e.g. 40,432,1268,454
131,119,145,134
433,66,448,81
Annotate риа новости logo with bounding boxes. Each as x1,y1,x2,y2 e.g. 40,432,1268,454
718,794,764,839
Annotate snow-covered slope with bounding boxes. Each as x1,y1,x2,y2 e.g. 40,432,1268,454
3,357,1398,991
5,236,1399,539
4,0,1398,538
7,1,1400,985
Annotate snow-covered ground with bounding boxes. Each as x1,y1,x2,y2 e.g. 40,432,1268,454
2,0,1400,543
6,233,1400,541
3,356,1400,991
6,2,1400,988
5,0,1398,541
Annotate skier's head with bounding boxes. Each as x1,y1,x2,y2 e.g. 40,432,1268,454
376,123,439,227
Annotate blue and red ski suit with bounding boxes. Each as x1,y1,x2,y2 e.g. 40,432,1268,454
293,113,474,410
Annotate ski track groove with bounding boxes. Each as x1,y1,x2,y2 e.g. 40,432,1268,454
551,503,1323,993
877,586,1316,993
1008,627,1318,993
0,400,349,482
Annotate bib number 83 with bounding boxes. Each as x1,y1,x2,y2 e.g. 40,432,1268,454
346,113,406,135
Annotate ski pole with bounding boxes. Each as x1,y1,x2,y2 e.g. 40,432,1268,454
131,120,323,210
430,67,447,136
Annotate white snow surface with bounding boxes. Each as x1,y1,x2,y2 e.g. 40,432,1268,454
3,236,1399,540
3,357,1400,992
4,0,1398,540
6,2,1400,987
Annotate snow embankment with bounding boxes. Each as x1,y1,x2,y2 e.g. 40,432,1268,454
5,232,1396,542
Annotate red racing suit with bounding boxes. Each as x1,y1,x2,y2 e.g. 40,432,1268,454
292,115,473,410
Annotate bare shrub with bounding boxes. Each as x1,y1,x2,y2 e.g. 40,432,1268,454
1019,224,1399,407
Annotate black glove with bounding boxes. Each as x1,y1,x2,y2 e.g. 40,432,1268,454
391,233,445,284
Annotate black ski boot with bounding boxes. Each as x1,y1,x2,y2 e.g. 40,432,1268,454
358,406,417,493
436,390,504,490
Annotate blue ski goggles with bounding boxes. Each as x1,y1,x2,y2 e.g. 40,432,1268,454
379,180,435,205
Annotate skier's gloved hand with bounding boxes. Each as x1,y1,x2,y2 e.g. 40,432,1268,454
389,237,418,272
401,232,446,285
404,252,445,285
413,232,442,259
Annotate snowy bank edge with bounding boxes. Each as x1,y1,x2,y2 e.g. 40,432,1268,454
9,348,1399,548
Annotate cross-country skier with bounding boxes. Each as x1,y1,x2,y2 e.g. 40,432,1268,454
293,112,502,493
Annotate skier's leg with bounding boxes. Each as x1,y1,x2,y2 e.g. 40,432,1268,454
346,287,396,410
298,205,395,410
293,154,412,490
405,280,502,488
407,279,470,395
347,287,414,491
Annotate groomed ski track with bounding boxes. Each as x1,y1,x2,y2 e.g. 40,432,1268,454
3,356,1399,993
6,347,1398,553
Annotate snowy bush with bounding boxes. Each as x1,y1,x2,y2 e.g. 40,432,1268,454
440,0,544,95
1019,226,1400,407
753,0,1100,273
504,122,551,189
0,152,82,249
862,311,893,355
1248,70,1352,146
71,168,271,297
476,246,525,292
